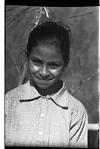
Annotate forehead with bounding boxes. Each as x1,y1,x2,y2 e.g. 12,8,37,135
30,45,63,61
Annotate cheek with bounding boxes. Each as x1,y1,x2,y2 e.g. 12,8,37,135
29,63,39,72
49,68,64,76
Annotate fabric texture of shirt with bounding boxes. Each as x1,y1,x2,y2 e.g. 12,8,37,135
5,81,88,147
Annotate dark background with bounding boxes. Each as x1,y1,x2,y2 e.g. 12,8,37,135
5,6,99,124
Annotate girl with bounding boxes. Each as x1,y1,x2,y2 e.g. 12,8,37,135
5,21,88,147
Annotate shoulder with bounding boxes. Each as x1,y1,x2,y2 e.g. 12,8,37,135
5,85,24,99
5,82,29,101
5,82,31,114
68,93,85,110
67,92,87,120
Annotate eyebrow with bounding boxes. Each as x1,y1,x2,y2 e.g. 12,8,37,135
30,56,63,65
31,57,62,64
48,62,62,66
31,57,43,62
30,58,43,66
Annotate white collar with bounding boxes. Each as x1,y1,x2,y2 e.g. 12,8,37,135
20,81,70,108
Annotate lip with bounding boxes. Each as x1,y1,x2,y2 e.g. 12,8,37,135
34,75,52,81
34,76,53,86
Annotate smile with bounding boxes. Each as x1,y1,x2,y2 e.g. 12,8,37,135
34,76,53,86
36,78,52,83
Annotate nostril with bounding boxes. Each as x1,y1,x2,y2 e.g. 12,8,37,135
39,66,49,77
39,72,49,78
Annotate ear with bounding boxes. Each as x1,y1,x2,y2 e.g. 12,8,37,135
18,61,28,85
63,64,67,72
60,66,66,80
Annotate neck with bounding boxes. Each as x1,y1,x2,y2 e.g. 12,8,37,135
30,80,63,96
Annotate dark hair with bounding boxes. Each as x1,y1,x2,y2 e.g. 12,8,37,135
26,21,71,66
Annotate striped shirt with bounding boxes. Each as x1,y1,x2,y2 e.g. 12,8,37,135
5,81,88,147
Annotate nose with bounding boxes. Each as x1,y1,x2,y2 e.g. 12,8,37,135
39,65,49,78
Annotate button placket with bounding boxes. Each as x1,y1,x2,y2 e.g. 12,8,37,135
40,96,47,118
37,96,48,143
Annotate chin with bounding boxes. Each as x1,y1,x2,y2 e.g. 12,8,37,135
36,83,52,89
33,78,55,88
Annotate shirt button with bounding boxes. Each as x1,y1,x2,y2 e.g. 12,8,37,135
41,114,45,118
38,131,43,135
46,95,50,99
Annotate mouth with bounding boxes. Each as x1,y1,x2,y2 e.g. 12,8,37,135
34,76,53,87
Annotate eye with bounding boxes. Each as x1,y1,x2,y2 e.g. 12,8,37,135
31,59,42,66
48,62,62,69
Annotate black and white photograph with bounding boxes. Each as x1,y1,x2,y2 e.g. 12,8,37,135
5,5,99,148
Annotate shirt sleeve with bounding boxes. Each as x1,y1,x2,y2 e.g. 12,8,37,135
5,93,9,122
69,104,88,148
5,93,16,146
5,93,10,145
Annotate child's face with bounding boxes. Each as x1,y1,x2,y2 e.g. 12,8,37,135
28,44,65,90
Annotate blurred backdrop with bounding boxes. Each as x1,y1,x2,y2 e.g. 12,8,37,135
5,6,98,124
